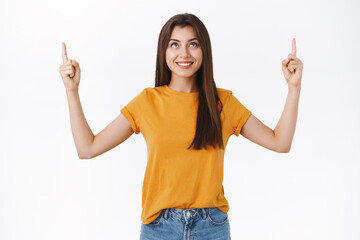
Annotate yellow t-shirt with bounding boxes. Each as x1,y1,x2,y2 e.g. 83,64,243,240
120,84,251,224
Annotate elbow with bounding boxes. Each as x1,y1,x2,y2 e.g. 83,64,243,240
274,132,291,153
281,148,290,153
277,145,291,153
78,151,92,160
78,154,88,160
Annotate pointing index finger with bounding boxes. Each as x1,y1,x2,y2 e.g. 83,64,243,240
292,38,296,57
62,42,68,63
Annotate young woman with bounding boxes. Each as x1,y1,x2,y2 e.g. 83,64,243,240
59,13,303,240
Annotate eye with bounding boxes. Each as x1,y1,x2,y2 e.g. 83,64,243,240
170,42,178,48
190,42,198,47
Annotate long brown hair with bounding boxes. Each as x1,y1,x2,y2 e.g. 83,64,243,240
155,13,224,150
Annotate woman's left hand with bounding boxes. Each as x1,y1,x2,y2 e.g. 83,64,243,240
282,38,303,88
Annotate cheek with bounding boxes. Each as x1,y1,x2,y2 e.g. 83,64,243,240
193,50,203,63
195,54,203,67
165,51,172,66
198,55,203,65
165,60,172,71
166,49,176,60
195,54,203,71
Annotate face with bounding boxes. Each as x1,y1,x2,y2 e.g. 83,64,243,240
165,25,203,82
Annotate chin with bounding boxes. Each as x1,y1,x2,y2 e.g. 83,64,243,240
175,73,197,78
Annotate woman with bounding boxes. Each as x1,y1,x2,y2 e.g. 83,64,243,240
59,13,303,240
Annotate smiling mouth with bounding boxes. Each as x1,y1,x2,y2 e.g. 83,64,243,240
176,62,194,68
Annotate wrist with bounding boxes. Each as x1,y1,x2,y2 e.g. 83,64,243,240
288,84,301,92
66,88,79,95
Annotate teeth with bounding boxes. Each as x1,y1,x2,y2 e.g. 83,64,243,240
178,63,192,66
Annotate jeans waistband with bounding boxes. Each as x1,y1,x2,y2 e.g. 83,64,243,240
162,207,215,220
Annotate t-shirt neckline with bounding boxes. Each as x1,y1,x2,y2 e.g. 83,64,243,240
164,84,199,97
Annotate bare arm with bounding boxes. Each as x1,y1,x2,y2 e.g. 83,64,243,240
240,114,282,152
60,42,95,158
273,85,301,152
274,37,303,152
240,38,302,153
66,89,95,158
60,43,134,159
240,86,301,153
87,112,134,159
66,89,134,159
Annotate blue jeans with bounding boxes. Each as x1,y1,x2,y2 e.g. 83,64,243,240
140,207,231,240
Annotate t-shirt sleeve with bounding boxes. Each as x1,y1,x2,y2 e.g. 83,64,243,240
225,91,252,137
120,88,147,134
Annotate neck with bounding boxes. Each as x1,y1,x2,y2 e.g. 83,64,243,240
168,75,199,93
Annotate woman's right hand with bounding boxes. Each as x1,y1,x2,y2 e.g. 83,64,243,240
59,42,81,91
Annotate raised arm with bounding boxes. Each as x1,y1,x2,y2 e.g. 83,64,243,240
240,38,303,153
59,42,134,159
65,89,135,159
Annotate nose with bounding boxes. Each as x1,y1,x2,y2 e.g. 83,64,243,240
179,45,190,58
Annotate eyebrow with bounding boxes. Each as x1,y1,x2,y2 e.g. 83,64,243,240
169,38,198,42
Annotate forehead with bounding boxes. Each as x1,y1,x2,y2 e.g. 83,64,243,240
169,25,197,39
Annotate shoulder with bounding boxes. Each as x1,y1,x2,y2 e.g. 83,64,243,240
216,87,232,94
141,86,164,98
134,86,158,97
217,87,248,109
131,86,166,102
216,87,233,102
143,85,167,94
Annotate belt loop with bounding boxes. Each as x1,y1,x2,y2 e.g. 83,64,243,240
164,208,169,219
201,208,207,219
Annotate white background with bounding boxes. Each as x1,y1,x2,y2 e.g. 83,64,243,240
1,0,359,239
